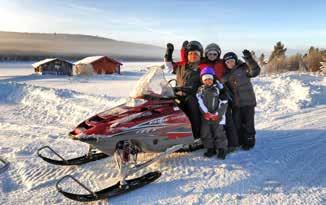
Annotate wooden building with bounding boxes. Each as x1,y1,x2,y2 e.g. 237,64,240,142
32,58,73,76
74,56,122,75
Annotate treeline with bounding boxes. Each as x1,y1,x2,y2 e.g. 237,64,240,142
254,42,326,73
0,55,85,62
0,54,162,62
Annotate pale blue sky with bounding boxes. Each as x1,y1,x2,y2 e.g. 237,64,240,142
0,0,325,52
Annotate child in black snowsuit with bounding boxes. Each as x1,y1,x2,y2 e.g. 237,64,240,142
196,67,228,159
222,50,260,150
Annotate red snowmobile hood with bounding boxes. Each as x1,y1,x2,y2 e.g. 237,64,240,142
69,97,178,139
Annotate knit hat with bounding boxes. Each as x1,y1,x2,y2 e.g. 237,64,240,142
223,52,238,63
204,43,221,58
200,66,215,77
201,74,214,81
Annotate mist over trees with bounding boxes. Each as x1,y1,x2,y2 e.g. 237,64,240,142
264,41,325,73
0,31,325,73
0,31,164,62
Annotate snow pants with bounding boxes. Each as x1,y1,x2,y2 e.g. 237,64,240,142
225,105,239,147
178,95,201,139
200,120,227,150
233,106,256,146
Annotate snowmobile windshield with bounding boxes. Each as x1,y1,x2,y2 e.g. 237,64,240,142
130,66,175,99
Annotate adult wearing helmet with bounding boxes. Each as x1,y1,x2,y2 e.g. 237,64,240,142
164,40,204,139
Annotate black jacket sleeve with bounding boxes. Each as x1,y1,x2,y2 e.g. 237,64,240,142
245,58,261,78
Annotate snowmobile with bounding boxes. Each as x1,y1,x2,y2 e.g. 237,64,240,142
0,157,9,174
37,66,203,202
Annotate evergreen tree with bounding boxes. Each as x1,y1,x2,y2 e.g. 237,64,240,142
268,41,287,62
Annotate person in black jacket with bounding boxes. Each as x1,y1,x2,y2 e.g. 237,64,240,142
222,50,260,150
164,41,204,139
196,67,228,159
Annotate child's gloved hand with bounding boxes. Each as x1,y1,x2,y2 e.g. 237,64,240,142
211,114,219,121
204,112,212,120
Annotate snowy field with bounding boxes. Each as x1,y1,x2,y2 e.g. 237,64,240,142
0,62,325,205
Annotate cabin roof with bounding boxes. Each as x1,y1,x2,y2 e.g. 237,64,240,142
32,58,73,68
75,56,122,65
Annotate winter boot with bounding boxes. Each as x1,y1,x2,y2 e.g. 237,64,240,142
227,146,237,153
242,137,255,150
204,148,216,157
217,149,226,160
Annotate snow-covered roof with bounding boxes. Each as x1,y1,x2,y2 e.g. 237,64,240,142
32,58,73,68
75,56,122,65
32,58,56,68
74,56,104,64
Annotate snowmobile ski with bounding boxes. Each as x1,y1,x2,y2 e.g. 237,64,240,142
176,139,204,153
56,171,161,202
0,157,9,173
37,146,109,166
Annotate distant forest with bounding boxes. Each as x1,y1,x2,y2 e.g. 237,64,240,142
0,31,165,62
0,54,162,62
255,42,326,73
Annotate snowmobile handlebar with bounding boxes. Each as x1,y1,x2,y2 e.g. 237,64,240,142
167,79,194,95
172,86,194,93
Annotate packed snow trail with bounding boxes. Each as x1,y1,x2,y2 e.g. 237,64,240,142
0,63,325,205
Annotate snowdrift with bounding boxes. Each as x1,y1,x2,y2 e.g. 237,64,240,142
0,82,125,127
0,69,325,205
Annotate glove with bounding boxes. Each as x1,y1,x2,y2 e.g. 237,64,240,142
180,41,189,63
167,43,174,51
165,43,174,61
173,87,182,92
242,49,252,60
204,112,211,121
204,113,211,120
182,40,189,50
211,114,219,121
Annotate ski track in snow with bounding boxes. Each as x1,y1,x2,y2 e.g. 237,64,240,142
0,63,325,205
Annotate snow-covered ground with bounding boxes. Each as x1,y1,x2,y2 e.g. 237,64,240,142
0,62,325,205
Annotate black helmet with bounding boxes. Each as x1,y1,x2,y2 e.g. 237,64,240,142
223,52,238,63
186,40,203,57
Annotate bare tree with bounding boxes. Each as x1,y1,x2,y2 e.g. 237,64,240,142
258,53,266,67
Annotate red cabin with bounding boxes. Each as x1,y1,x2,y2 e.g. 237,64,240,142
75,56,122,75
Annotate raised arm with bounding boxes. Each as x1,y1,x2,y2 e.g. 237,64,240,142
164,43,176,73
164,41,189,74
242,49,261,78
